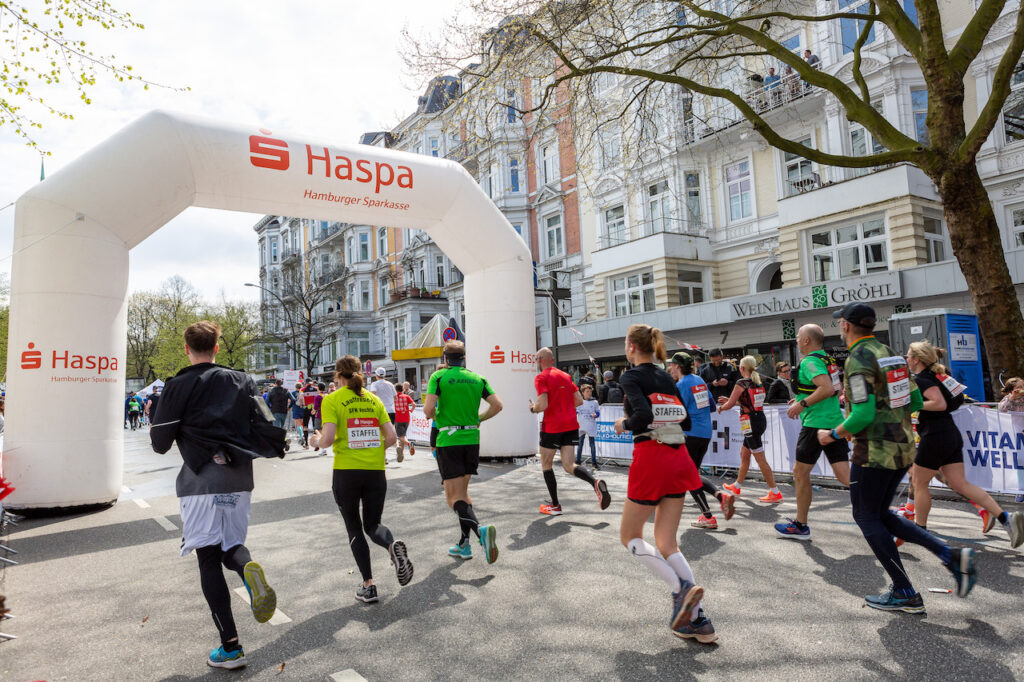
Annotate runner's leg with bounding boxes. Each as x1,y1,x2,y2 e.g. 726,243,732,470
793,461,814,525
849,464,917,593
539,447,559,507
333,470,373,583
360,471,394,550
735,447,751,486
912,465,937,527
196,545,240,648
751,449,777,489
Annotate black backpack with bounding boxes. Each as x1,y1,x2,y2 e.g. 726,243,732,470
605,382,624,403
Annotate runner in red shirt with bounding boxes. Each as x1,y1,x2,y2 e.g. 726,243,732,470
393,384,416,462
530,347,611,515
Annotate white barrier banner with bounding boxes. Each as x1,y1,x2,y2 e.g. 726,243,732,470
596,404,1023,494
408,407,432,445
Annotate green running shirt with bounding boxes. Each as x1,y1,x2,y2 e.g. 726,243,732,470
426,366,494,447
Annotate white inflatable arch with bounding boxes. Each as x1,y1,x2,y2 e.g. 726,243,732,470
4,111,537,510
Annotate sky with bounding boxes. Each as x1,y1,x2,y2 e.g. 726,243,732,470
0,0,463,302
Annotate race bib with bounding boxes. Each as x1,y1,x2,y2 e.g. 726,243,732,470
347,417,381,449
886,368,911,408
827,363,842,393
648,392,687,427
936,373,966,397
749,387,766,411
740,414,752,434
691,385,710,410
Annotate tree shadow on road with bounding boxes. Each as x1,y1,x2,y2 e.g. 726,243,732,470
505,516,610,552
613,642,716,681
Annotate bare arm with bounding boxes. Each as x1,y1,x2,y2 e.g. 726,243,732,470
480,394,503,422
573,391,584,407
423,394,438,419
530,392,549,414
717,383,744,412
319,422,336,448
382,422,398,449
921,385,947,412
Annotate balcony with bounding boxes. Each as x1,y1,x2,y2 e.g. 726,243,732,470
692,70,822,141
384,280,449,305
592,221,712,274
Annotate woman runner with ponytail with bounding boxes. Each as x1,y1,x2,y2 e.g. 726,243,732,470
720,356,783,503
905,341,1023,547
318,355,414,603
614,324,716,643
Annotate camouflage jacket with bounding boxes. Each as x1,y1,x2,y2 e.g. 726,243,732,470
842,336,917,469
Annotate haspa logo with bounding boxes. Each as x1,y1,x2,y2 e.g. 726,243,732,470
490,345,506,364
248,129,414,194
19,342,118,374
489,345,537,366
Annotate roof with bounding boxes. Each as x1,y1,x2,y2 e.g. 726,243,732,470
391,313,448,360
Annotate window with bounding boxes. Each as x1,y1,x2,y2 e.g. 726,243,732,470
436,255,446,287
647,181,671,235
509,158,520,192
1003,60,1024,144
541,142,558,184
594,71,616,94
379,276,389,306
599,128,621,169
358,232,370,261
911,88,929,145
347,283,355,310
610,271,655,317
271,238,278,263
1011,207,1024,248
345,237,354,265
429,137,440,157
544,214,565,258
839,0,876,54
392,318,406,349
725,160,753,222
677,269,705,305
604,205,627,246
360,280,371,310
378,227,387,259
320,253,330,276
506,88,517,123
684,172,702,228
347,332,370,357
922,216,949,263
512,223,524,240
782,137,814,197
259,240,266,267
809,218,888,282
481,167,493,198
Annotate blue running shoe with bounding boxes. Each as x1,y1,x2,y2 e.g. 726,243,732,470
673,612,718,643
207,645,246,669
448,540,472,560
669,580,704,631
242,561,277,623
479,525,499,564
775,519,811,541
864,585,925,614
945,547,978,598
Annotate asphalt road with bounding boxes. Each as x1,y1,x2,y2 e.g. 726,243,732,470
1,429,1022,681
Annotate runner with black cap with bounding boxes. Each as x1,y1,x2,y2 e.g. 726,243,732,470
817,302,977,613
423,340,502,563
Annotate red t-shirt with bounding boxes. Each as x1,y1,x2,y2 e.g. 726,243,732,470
535,367,580,433
394,393,414,423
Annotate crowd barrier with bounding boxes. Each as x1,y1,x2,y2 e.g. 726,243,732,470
407,405,1024,495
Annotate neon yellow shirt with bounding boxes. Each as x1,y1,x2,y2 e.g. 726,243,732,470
321,386,391,470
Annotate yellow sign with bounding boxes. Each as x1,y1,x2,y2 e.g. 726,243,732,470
391,346,444,360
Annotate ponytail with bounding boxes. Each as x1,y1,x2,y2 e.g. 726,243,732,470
932,347,948,375
650,328,667,363
334,355,365,396
626,323,667,362
740,355,762,386
908,340,947,375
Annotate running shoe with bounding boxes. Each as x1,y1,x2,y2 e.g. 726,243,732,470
1005,510,1024,548
207,645,246,669
355,584,379,603
979,508,995,534
897,503,915,521
397,449,404,463
894,536,905,548
539,503,563,516
775,519,811,541
672,613,718,643
479,524,499,564
448,540,472,560
945,547,978,598
759,490,783,504
389,540,414,586
595,480,611,510
670,580,705,631
242,561,277,623
718,492,736,521
409,443,415,456
722,483,741,496
864,586,925,614
691,515,718,530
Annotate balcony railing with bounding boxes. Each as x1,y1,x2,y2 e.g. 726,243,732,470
694,70,820,139
386,280,449,303
598,218,707,250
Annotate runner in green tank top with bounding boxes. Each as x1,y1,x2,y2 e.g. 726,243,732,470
423,340,503,563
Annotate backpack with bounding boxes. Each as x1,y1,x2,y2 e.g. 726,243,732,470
605,382,624,403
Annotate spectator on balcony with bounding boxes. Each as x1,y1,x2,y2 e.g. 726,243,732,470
783,66,800,98
764,68,781,106
803,49,820,68
747,72,766,110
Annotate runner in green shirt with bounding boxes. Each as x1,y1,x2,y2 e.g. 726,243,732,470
423,340,503,563
775,324,850,541
319,355,413,604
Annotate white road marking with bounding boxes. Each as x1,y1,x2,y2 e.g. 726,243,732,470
330,671,369,682
121,485,131,494
133,498,151,508
232,587,291,624
153,516,177,531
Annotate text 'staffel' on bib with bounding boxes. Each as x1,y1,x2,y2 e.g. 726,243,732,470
347,417,381,449
749,387,766,411
936,373,966,397
691,384,710,410
886,368,911,408
648,392,687,427
827,363,842,393
740,414,752,434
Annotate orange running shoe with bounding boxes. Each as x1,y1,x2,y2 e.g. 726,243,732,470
723,483,741,496
980,508,996,534
539,503,563,516
719,492,736,521
691,515,718,530
894,536,905,548
759,490,783,504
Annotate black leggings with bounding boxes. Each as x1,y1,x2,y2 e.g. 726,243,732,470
333,469,394,581
196,544,252,645
686,436,720,515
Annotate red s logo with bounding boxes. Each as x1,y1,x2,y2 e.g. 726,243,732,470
249,133,289,171
21,342,41,370
490,345,506,364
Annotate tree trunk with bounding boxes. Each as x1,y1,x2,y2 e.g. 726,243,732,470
936,163,1024,394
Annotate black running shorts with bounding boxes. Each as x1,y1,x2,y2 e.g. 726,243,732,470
742,412,767,451
395,422,409,437
539,429,578,450
914,429,964,470
436,444,480,480
795,425,850,466
430,426,438,448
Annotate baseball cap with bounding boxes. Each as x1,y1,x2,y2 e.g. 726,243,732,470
668,352,694,370
833,302,877,329
375,367,385,376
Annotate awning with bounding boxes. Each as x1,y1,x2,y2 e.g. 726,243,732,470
392,314,447,361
